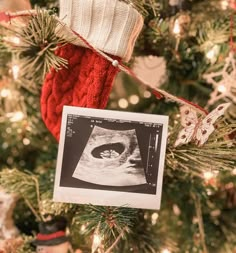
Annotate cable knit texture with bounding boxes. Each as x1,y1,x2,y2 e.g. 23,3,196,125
41,44,119,141
41,0,143,141
59,0,143,61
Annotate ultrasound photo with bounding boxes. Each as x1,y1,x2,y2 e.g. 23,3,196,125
54,106,169,210
73,126,147,186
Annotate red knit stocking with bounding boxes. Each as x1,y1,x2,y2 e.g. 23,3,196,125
41,43,119,141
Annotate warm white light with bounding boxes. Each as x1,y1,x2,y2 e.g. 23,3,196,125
206,49,215,60
80,225,86,232
221,0,229,10
206,45,220,61
93,234,102,245
12,64,20,80
203,171,214,181
162,249,171,253
92,233,102,253
23,138,30,145
7,111,24,122
217,84,227,93
151,212,159,225
232,168,236,175
173,204,181,216
129,95,140,105
118,98,129,108
173,19,181,35
4,36,20,45
144,91,151,98
11,37,20,45
1,88,11,98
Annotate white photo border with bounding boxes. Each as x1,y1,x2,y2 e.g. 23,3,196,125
53,106,169,210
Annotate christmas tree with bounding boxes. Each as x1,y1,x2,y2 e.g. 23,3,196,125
0,0,235,252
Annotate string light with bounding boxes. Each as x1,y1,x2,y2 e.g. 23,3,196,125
162,249,171,253
203,170,218,186
206,45,220,62
118,98,129,108
173,19,181,35
221,0,229,10
4,36,20,45
12,64,20,80
80,224,86,232
144,90,151,98
173,204,181,216
206,49,215,60
7,111,24,122
203,171,214,181
151,212,159,225
23,138,30,145
0,88,11,98
129,95,140,105
92,233,102,253
217,84,227,93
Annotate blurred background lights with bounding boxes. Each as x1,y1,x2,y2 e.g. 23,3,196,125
92,233,102,253
173,19,180,35
129,94,140,105
173,204,181,216
7,111,24,122
151,212,159,225
203,171,214,181
11,36,20,44
162,249,171,253
23,138,30,145
221,0,229,10
12,64,20,80
93,234,102,244
217,84,227,93
144,90,151,98
80,224,86,232
118,98,129,108
0,88,11,98
206,45,220,62
4,36,20,45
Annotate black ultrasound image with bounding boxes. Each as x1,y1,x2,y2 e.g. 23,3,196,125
60,115,164,195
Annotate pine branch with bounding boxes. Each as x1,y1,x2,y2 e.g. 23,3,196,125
0,168,42,221
167,120,236,177
0,9,68,88
119,0,160,16
73,205,137,246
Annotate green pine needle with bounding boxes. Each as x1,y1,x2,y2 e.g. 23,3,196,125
1,9,68,88
167,120,236,178
73,205,137,245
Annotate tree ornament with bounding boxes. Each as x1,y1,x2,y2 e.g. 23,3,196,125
41,0,144,141
132,56,167,88
203,52,236,105
33,216,72,253
174,103,230,147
